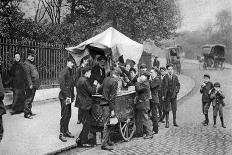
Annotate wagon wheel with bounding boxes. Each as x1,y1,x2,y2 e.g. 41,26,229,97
119,118,136,141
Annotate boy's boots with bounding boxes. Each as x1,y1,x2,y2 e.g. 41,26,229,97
213,116,217,128
203,114,209,126
220,117,226,128
165,112,169,128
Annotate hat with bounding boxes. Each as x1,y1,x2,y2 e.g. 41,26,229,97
155,56,158,58
27,49,36,56
203,74,210,79
160,67,166,71
214,82,220,87
140,63,147,69
129,67,136,73
66,56,75,63
166,63,173,69
97,55,107,61
141,71,150,78
82,66,92,75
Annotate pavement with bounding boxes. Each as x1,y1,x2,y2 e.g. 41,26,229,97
0,71,195,155
72,61,232,155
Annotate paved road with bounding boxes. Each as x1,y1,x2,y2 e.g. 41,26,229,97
64,62,232,155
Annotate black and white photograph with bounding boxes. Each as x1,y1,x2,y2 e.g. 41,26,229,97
0,0,232,154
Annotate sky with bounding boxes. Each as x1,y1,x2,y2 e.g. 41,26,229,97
177,0,232,32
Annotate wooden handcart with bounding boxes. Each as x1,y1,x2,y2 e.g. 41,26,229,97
91,90,136,141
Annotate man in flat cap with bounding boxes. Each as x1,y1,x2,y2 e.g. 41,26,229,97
98,69,119,151
23,49,40,119
90,55,106,85
200,74,213,126
135,70,153,139
162,64,180,128
58,57,75,142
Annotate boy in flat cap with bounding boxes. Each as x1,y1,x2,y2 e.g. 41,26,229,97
210,82,226,128
135,71,153,139
58,57,75,142
76,66,99,146
162,64,180,128
23,49,40,119
200,74,213,126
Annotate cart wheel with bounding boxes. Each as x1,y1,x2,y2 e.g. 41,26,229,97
119,118,136,141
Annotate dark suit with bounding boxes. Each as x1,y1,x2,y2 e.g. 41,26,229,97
0,75,5,142
90,64,105,84
200,81,213,114
76,76,96,144
162,74,180,124
150,77,161,132
135,80,153,136
23,60,40,115
100,76,118,147
58,67,75,134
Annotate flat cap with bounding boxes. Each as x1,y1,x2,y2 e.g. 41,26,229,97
166,63,173,69
203,74,210,79
140,63,147,69
214,82,220,87
141,70,150,78
82,66,92,74
27,49,36,56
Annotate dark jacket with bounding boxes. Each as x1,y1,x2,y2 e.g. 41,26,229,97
153,59,160,68
200,81,213,102
24,60,40,89
90,64,105,84
210,89,225,106
75,76,96,110
0,75,6,115
99,76,118,111
58,67,75,101
9,61,27,89
158,75,165,97
163,74,180,99
135,80,150,111
150,77,161,103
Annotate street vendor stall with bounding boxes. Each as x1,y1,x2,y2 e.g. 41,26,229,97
66,27,144,141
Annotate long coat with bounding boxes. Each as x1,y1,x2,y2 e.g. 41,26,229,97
150,77,161,103
200,81,213,103
24,60,40,89
58,67,75,101
75,76,96,110
135,80,150,111
9,61,27,89
162,74,180,99
0,75,6,116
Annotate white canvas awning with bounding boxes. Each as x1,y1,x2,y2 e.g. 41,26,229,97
66,27,143,65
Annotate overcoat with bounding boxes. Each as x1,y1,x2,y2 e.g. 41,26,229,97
75,76,96,110
162,74,180,99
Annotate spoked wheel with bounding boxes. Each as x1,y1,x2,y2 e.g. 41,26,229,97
119,118,136,141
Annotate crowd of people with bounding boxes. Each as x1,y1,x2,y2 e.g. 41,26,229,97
0,49,226,152
56,53,182,150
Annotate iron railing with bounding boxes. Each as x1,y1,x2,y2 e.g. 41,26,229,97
0,37,71,89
